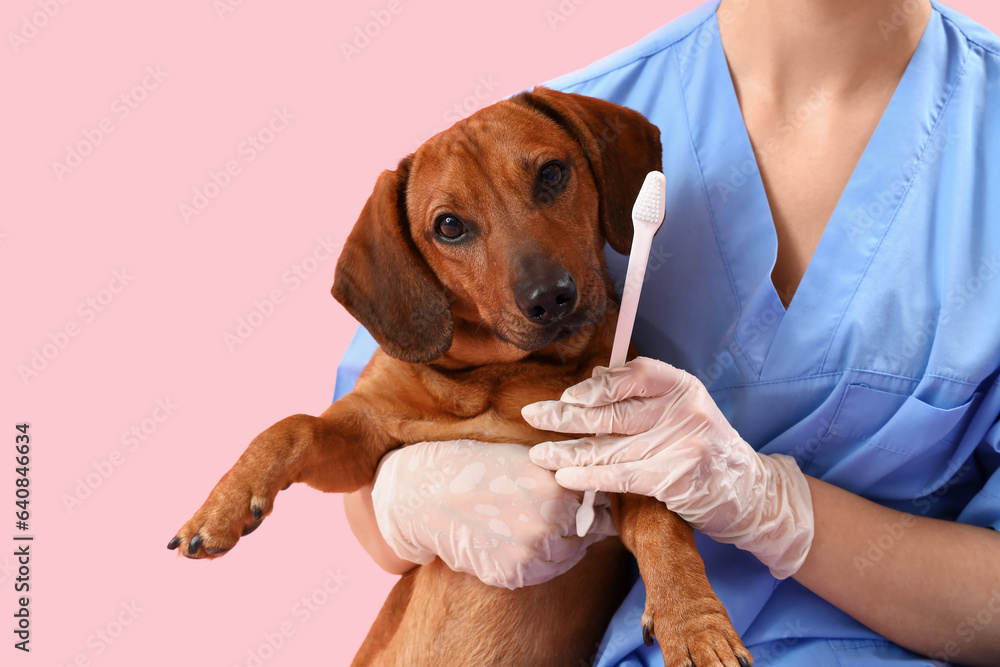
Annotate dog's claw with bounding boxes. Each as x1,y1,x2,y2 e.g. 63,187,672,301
642,595,749,667
173,460,282,562
642,620,654,647
242,519,263,536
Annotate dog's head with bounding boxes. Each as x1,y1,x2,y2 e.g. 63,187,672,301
333,87,662,365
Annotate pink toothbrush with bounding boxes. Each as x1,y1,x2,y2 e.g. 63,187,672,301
575,171,666,537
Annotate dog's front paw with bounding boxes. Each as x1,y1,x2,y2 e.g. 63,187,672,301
643,596,752,667
167,468,288,559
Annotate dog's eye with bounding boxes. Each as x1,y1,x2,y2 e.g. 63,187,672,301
435,215,467,240
539,161,563,188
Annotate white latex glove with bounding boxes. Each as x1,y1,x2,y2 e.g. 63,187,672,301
523,357,814,579
371,439,617,589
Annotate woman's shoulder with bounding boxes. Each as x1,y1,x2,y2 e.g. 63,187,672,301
544,2,717,95
935,1,1000,59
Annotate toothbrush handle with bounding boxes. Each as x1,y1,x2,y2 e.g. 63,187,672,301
609,227,656,368
577,491,598,537
575,228,658,537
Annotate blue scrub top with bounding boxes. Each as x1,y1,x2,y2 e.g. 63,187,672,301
334,2,1000,664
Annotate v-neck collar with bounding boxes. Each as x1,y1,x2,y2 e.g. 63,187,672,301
677,2,960,382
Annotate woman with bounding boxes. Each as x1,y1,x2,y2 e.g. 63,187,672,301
340,1,1000,664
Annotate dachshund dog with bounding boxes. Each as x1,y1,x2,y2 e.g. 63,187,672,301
170,87,752,667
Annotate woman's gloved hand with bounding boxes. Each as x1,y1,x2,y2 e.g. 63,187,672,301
523,357,814,579
371,439,617,589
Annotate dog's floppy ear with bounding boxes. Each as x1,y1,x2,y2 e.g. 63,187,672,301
515,87,662,255
332,156,453,363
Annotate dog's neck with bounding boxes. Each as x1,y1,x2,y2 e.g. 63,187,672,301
390,302,621,426
430,302,620,373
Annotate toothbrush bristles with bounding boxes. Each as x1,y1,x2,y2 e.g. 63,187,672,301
632,171,666,228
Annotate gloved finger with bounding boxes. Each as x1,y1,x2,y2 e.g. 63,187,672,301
551,462,649,496
522,398,667,436
529,523,617,587
559,357,690,406
539,529,589,565
530,434,658,470
537,509,614,561
477,532,588,589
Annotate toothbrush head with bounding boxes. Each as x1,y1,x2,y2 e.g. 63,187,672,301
631,171,666,234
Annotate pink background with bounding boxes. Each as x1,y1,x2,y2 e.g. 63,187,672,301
5,1,998,665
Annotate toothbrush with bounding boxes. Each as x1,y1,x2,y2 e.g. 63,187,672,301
575,171,666,537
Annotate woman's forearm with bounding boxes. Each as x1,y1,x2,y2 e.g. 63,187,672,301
346,460,1000,661
343,482,418,575
794,477,1000,665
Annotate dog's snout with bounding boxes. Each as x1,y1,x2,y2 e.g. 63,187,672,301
515,267,578,325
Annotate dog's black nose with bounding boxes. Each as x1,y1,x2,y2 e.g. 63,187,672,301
515,267,577,325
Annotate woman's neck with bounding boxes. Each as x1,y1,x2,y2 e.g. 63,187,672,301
717,0,932,104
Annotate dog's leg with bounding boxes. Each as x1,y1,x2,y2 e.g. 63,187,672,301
613,493,753,667
170,394,389,559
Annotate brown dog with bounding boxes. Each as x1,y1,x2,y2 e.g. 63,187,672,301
170,87,752,667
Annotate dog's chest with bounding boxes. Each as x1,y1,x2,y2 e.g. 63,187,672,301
402,370,583,445
361,355,592,447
